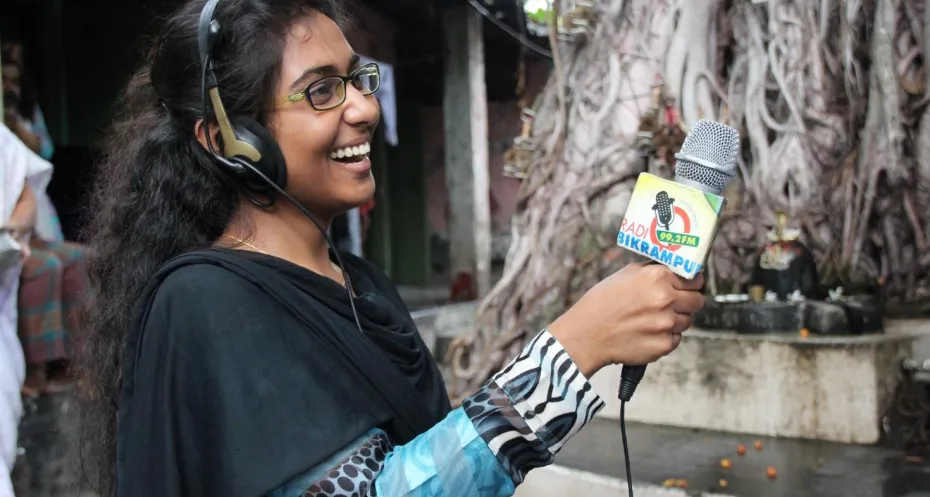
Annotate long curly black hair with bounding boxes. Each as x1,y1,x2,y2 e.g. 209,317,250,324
77,0,349,493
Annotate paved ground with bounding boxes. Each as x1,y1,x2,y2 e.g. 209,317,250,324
556,418,930,497
13,393,92,497
12,390,930,497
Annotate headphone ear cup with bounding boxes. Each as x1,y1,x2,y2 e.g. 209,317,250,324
228,117,288,191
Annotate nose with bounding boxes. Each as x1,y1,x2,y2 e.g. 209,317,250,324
342,84,380,128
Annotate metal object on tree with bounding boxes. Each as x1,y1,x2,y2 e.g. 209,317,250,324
503,107,537,179
635,75,687,167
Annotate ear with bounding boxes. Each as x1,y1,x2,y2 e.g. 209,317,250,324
193,118,222,155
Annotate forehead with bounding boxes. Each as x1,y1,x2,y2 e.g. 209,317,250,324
280,13,353,75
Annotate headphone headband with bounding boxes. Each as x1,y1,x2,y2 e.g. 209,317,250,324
196,0,288,198
198,0,222,71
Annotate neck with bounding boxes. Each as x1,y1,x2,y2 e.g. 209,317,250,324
227,200,341,281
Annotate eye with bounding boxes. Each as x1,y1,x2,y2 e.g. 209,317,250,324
309,79,338,99
307,78,343,108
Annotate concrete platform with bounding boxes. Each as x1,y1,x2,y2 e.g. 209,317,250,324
413,301,930,445
589,320,930,444
515,464,735,497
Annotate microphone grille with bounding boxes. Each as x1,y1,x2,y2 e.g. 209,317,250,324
674,120,740,194
674,162,732,193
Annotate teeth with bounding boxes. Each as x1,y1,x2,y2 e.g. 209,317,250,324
330,142,370,160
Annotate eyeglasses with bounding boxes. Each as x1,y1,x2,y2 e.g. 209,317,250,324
277,62,380,111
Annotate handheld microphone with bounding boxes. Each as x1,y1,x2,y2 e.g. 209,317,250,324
617,119,740,401
613,120,740,497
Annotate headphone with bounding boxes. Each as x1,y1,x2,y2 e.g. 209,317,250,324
197,0,288,199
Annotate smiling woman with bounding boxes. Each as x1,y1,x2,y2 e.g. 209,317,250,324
76,1,707,497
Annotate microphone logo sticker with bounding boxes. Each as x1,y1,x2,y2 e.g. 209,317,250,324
645,190,697,253
617,173,726,278
652,191,676,230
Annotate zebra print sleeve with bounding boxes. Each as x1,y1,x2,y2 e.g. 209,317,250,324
462,329,606,485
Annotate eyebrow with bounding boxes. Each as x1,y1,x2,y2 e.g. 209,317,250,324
289,53,361,91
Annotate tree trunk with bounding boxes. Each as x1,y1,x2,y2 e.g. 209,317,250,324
447,0,930,399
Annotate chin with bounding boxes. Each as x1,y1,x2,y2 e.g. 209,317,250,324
329,179,375,214
350,180,376,207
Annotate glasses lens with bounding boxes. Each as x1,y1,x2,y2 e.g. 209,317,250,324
352,64,380,95
307,77,345,110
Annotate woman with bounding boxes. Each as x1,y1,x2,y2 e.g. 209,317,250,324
2,41,55,162
2,43,84,396
0,122,50,497
78,1,705,496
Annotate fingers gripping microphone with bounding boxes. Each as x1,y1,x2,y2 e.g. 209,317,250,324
618,119,740,402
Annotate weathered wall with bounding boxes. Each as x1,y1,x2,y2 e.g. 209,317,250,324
424,57,551,245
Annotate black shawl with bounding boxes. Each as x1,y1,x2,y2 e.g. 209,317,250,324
115,248,451,497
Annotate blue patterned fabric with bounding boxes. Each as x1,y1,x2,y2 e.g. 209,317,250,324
271,329,605,497
27,106,55,161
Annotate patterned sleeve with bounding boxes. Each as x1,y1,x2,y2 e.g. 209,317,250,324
30,106,55,161
269,329,605,497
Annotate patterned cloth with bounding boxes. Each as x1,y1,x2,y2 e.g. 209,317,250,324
17,241,86,365
23,106,55,162
269,329,605,497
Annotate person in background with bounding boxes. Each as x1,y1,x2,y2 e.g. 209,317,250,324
2,41,54,161
2,41,87,397
0,122,49,497
2,41,62,242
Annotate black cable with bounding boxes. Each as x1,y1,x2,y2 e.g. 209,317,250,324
466,0,553,59
620,400,634,497
618,364,646,497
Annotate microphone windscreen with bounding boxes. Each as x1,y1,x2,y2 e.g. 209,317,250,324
674,119,740,194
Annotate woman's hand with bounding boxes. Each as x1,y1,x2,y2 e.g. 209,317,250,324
2,225,31,259
8,225,33,259
547,262,705,377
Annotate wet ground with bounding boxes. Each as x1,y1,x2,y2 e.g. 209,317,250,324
12,391,930,497
556,418,930,497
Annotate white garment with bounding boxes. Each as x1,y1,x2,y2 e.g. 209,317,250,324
360,55,398,146
0,123,53,495
33,190,62,243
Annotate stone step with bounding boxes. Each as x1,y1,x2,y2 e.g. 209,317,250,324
588,321,930,444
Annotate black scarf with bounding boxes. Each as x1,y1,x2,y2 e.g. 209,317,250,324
115,248,451,497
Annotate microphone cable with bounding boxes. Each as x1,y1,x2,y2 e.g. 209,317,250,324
620,400,633,497
618,364,647,497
